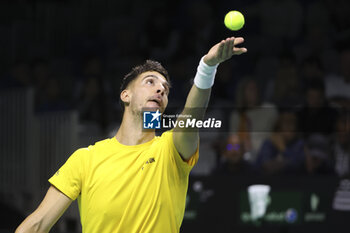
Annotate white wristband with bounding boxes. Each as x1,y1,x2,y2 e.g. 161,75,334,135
194,56,219,89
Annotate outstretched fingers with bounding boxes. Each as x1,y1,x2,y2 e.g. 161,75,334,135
220,37,235,59
233,47,248,55
223,37,248,57
203,36,247,66
232,37,247,55
233,37,244,46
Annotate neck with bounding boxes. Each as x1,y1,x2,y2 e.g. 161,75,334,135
115,109,155,145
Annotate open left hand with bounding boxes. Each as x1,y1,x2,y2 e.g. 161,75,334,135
203,37,247,66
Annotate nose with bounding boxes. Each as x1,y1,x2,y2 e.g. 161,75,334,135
156,83,166,95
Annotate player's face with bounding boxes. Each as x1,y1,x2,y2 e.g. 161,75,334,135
129,71,169,113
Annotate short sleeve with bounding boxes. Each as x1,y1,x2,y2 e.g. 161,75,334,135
48,148,87,200
161,130,199,174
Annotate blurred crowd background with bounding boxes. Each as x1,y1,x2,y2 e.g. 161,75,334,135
1,0,350,232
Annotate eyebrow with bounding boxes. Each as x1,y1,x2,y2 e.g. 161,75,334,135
142,74,170,90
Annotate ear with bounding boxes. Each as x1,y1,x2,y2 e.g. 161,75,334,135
120,89,131,105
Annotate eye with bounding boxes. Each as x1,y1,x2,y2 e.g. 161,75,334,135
146,79,154,85
164,87,170,95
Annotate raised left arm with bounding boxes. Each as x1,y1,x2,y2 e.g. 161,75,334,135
173,37,247,161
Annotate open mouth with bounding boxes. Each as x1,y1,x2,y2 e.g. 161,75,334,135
148,98,161,107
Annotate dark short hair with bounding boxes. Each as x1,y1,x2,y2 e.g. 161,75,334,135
119,60,171,111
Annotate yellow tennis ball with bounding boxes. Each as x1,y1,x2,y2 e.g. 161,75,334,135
224,10,245,31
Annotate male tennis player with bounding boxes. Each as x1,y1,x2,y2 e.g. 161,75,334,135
16,37,247,233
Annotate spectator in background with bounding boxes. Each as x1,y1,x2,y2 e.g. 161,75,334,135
325,48,350,108
230,77,278,162
264,52,302,107
333,112,350,177
214,133,254,175
255,110,304,175
297,79,338,138
303,134,334,175
299,56,324,87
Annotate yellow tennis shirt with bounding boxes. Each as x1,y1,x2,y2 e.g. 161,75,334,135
49,130,198,233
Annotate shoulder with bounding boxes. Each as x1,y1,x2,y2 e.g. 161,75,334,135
70,138,114,159
157,130,173,142
70,147,91,158
92,138,114,148
87,138,115,152
146,131,173,150
157,130,199,171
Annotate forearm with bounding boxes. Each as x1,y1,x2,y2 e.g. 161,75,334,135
179,85,211,132
173,51,219,159
173,85,210,159
182,84,211,115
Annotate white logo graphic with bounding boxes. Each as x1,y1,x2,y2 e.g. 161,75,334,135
248,184,271,220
